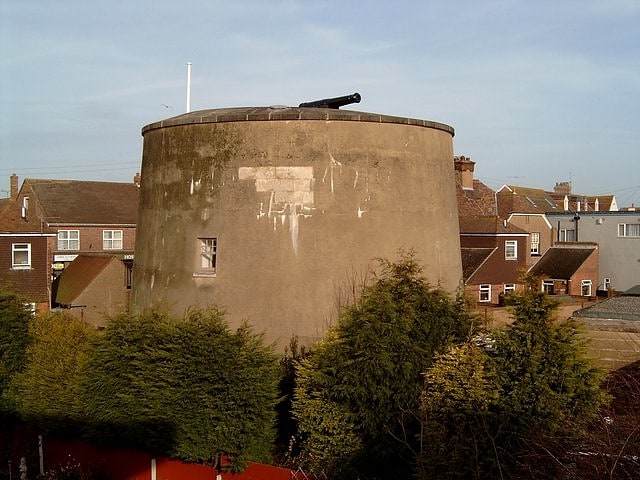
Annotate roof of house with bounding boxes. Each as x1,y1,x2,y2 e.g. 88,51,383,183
0,196,52,233
460,247,495,281
497,184,617,216
456,179,497,217
528,245,596,279
552,193,617,212
459,216,529,235
54,255,117,305
496,185,563,216
24,179,139,225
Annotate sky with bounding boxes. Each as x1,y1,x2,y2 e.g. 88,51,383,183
1,0,639,206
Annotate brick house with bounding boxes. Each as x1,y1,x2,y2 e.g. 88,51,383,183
459,216,529,305
496,182,618,267
0,222,56,312
496,184,563,267
454,157,528,304
454,156,496,216
528,243,599,297
0,174,139,313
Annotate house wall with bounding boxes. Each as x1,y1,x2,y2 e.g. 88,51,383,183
67,260,131,327
133,109,462,349
568,248,599,297
548,212,640,292
51,225,136,255
507,214,554,266
460,234,528,296
464,282,518,306
0,234,52,310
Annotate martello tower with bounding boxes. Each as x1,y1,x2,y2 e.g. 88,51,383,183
132,102,462,348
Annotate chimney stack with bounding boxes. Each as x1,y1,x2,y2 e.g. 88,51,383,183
454,156,475,190
10,173,19,199
553,181,571,195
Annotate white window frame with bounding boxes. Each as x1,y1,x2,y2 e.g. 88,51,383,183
58,230,80,250
618,223,640,238
581,279,592,297
504,284,516,295
505,240,517,260
542,280,554,295
12,243,31,269
199,238,217,274
530,232,540,255
603,277,611,291
103,230,123,250
479,284,491,303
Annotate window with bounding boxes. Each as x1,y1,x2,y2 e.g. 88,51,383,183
58,230,80,250
505,240,517,260
542,280,554,295
618,223,640,237
559,229,575,242
530,232,540,255
199,238,217,273
12,243,31,269
504,284,516,295
479,284,491,302
581,280,592,297
103,230,123,250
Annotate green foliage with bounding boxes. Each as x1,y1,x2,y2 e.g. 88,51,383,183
292,253,473,479
418,288,606,479
420,343,500,479
493,289,605,440
81,308,279,468
10,312,94,433
0,289,33,414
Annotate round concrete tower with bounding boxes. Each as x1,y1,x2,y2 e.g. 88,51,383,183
132,106,462,347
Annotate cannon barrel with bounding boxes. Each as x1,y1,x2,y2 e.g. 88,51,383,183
299,92,361,109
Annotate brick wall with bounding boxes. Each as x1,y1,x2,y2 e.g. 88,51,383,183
52,225,136,254
0,235,51,304
569,248,599,296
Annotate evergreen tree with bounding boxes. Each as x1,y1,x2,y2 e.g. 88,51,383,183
490,288,605,476
292,253,473,479
81,308,279,469
418,287,606,479
420,342,500,480
0,289,33,415
9,311,93,434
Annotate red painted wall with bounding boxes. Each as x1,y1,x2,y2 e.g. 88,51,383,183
5,432,297,480
44,439,295,480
